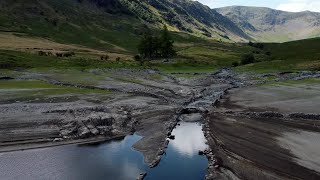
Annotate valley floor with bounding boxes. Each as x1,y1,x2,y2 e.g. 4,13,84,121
0,68,320,179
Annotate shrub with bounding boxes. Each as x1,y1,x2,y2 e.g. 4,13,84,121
116,57,121,62
232,61,239,67
100,55,109,61
63,52,75,57
248,42,264,49
134,55,144,66
55,52,75,58
241,54,255,65
265,51,271,56
38,51,47,56
56,53,63,57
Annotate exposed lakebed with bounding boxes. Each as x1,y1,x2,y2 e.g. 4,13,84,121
0,122,208,180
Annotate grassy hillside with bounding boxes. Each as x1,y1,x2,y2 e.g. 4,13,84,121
0,0,144,53
0,1,319,74
237,38,320,72
0,0,249,55
1,32,319,74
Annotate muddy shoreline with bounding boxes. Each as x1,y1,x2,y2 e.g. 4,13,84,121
204,77,320,179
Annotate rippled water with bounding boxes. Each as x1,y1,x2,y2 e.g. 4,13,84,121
0,122,208,180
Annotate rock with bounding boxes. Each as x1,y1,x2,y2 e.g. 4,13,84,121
289,113,320,120
86,124,100,135
53,138,63,142
149,156,161,168
182,107,208,114
97,126,112,135
198,150,204,155
164,139,169,148
90,127,100,135
111,129,121,135
78,126,91,138
157,149,164,155
60,128,75,136
168,135,175,140
179,113,203,122
136,172,147,180
0,77,14,80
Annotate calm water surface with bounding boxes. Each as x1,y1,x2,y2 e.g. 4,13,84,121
146,122,208,180
0,135,147,180
0,122,208,180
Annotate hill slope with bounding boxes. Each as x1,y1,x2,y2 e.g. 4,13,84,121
216,6,320,42
0,0,249,54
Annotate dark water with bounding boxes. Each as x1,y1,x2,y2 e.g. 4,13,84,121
0,122,208,180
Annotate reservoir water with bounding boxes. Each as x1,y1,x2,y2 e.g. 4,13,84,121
0,122,208,180
146,122,208,180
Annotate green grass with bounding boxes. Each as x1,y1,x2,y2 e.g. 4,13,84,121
0,0,142,53
0,80,111,103
0,50,141,70
261,78,320,87
237,38,320,73
0,80,108,93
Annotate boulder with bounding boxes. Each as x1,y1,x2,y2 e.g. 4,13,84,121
149,156,161,168
136,172,147,180
179,113,203,122
78,126,91,138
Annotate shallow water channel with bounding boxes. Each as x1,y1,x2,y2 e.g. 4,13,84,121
0,122,208,180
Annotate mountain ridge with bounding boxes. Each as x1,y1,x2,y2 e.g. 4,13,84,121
216,5,320,42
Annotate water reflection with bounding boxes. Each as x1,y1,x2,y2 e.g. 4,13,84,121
171,122,208,156
0,122,209,180
145,122,208,180
0,135,147,180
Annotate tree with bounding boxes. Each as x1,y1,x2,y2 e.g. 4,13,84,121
241,54,255,65
134,55,144,66
138,33,153,59
159,25,176,58
137,25,176,59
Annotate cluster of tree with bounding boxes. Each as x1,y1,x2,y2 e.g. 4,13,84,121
55,52,75,58
137,25,176,63
248,41,264,49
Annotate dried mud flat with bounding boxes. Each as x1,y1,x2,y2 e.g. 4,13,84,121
0,68,235,168
205,79,320,180
1,68,320,179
